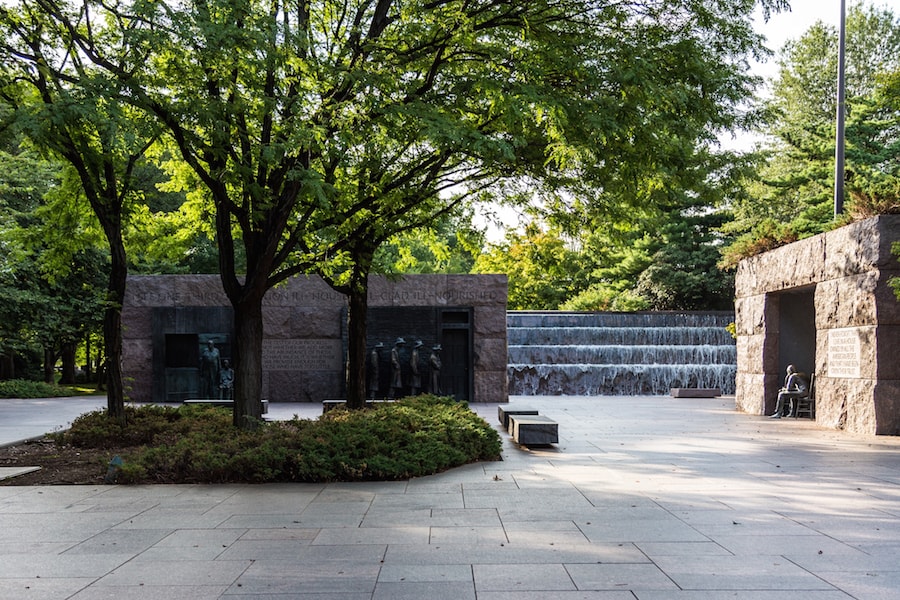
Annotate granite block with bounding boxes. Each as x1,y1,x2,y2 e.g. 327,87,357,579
510,415,558,445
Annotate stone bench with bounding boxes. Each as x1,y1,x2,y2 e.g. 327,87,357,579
670,388,722,398
322,399,396,413
509,414,559,446
498,406,540,432
183,399,269,414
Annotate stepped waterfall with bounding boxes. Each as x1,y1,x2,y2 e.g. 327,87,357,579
507,312,737,396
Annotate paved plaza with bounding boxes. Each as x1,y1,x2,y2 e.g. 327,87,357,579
1,395,900,599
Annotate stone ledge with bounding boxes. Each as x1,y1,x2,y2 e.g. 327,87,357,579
498,406,539,431
670,388,722,398
510,414,559,445
0,466,41,481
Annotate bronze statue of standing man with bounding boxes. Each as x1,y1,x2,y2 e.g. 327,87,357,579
388,337,405,399
368,342,383,400
199,339,220,398
429,344,442,395
409,340,423,395
219,359,234,400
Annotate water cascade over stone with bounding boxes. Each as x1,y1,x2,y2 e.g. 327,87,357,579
507,312,737,395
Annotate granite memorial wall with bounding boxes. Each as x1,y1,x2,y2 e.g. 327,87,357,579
734,214,900,435
122,274,508,404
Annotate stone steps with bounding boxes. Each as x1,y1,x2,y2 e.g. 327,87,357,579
507,311,737,396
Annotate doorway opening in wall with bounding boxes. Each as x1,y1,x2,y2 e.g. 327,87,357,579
776,286,817,387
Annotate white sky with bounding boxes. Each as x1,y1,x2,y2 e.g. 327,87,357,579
752,0,900,81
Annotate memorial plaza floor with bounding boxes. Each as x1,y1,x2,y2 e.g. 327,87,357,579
1,394,900,599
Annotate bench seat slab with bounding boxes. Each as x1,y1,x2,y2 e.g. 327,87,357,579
498,406,540,431
510,415,559,445
669,388,722,398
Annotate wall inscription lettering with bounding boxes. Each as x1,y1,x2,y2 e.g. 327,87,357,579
263,339,342,371
827,328,861,378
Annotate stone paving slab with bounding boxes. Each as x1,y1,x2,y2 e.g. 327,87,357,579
1,395,900,598
0,466,41,480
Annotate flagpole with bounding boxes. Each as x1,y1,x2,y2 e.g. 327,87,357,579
834,0,846,217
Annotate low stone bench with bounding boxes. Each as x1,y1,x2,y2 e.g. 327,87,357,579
183,399,269,414
509,414,559,446
322,399,396,413
670,388,722,398
498,406,540,432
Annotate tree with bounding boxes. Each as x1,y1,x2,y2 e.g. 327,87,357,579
479,203,735,312
893,242,900,301
473,222,588,310
0,7,160,423
843,67,900,215
14,0,788,420
0,146,50,377
0,147,107,383
632,210,735,310
125,154,224,275
726,3,900,252
375,211,483,275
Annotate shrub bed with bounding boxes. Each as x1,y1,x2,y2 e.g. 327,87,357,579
0,379,73,399
57,395,502,484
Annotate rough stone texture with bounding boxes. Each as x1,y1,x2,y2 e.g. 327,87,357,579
474,305,507,337
123,274,508,404
877,325,900,380
816,274,881,329
735,235,826,297
734,295,767,336
824,215,900,278
814,377,877,435
125,275,229,307
474,370,507,406
735,293,782,411
874,381,900,435
735,372,773,415
262,306,343,339
475,337,507,371
735,215,900,436
123,338,153,402
737,334,765,373
121,306,153,339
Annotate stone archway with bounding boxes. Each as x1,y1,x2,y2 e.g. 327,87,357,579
735,215,900,435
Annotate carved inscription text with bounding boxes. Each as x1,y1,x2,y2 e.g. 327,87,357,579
827,328,861,379
263,339,342,371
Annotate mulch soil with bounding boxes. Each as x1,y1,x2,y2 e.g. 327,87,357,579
0,438,123,485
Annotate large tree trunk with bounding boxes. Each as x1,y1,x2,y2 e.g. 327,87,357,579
84,335,93,382
43,347,55,384
0,354,13,379
60,342,77,384
104,235,128,425
231,295,265,428
345,272,369,410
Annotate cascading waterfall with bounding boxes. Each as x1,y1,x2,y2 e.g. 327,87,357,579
507,311,737,396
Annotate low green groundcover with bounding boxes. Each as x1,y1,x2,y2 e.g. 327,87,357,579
0,379,75,398
57,395,502,484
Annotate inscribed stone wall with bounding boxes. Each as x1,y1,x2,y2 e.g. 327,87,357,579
734,215,900,435
122,274,508,404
